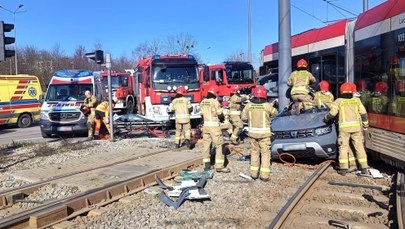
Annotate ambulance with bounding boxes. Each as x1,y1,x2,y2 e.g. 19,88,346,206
0,75,42,128
40,70,105,138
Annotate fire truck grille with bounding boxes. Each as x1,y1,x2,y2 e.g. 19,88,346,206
49,112,81,122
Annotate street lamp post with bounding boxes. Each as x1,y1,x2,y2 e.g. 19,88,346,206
0,4,25,74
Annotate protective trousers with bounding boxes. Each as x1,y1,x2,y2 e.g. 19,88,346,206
87,113,95,139
175,122,191,144
338,131,368,170
250,137,271,179
202,126,224,169
94,111,111,137
230,115,243,141
220,122,233,137
291,94,315,110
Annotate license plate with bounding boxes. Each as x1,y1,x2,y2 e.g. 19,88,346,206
57,126,72,132
282,143,306,151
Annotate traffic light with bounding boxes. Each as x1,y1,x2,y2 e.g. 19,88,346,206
0,21,15,62
85,50,104,65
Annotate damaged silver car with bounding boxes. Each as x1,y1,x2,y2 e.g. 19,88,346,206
271,107,337,160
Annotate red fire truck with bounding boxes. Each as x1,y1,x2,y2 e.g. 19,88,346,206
134,54,201,121
101,71,135,114
200,61,256,100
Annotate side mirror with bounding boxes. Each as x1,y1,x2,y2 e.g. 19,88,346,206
39,94,44,103
122,76,129,87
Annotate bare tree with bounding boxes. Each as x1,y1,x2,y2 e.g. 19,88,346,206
112,56,133,72
132,39,161,62
225,49,249,62
163,33,197,55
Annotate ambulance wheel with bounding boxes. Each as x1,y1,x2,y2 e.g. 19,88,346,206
17,113,32,128
41,131,50,138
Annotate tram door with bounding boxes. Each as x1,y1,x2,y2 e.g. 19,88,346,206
309,53,344,98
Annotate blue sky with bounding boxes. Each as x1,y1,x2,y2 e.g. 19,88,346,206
0,0,385,67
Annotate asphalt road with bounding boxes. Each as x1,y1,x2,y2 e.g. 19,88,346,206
0,124,86,146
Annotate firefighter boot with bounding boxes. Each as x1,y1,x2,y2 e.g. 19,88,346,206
184,139,191,149
361,168,370,176
204,163,211,171
216,167,231,173
337,169,348,176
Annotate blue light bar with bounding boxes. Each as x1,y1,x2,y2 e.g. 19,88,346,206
153,55,160,59
53,69,93,78
188,55,194,59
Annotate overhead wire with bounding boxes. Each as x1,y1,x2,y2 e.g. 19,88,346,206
291,3,326,24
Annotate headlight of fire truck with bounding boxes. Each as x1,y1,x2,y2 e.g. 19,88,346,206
167,86,172,91
185,86,189,90
173,86,177,91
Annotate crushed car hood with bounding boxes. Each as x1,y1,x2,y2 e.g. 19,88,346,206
272,110,329,131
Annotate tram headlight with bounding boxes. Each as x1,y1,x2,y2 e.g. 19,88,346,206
315,126,332,136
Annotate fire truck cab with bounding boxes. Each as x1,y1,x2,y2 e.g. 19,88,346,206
200,61,256,100
134,54,201,121
101,71,135,114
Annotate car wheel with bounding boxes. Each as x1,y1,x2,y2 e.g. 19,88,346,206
17,113,32,128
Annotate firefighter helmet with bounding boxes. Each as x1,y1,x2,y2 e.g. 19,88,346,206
230,85,240,94
319,80,329,91
347,82,357,93
340,82,353,94
297,59,308,69
391,56,399,65
176,86,186,95
207,85,219,96
253,86,267,99
375,81,388,93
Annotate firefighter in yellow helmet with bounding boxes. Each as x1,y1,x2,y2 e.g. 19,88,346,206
241,86,278,181
324,82,369,176
168,86,193,148
94,100,115,139
229,85,248,144
200,85,229,173
81,90,98,140
314,80,334,108
287,59,316,111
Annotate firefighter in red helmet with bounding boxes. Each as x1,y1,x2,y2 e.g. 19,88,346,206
324,82,369,176
314,80,334,108
287,59,316,112
168,86,193,148
200,85,229,173
366,81,389,114
229,85,249,144
80,90,98,140
241,86,278,181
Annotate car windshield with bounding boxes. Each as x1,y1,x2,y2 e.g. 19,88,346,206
226,68,254,83
103,76,121,89
152,65,199,83
45,84,93,102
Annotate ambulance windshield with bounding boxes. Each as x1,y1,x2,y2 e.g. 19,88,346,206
45,84,93,102
152,65,199,84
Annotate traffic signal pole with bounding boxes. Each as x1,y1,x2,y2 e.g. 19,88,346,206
278,0,292,110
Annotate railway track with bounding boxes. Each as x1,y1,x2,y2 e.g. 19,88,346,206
0,146,201,229
269,163,403,229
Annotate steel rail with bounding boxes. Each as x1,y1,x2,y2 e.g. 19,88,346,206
268,161,331,229
0,146,178,208
0,156,201,229
397,172,405,229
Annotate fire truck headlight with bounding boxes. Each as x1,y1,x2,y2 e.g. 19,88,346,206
173,86,177,91
167,86,172,91
185,86,189,90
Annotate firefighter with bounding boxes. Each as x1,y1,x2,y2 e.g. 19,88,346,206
241,86,278,181
366,81,389,114
168,86,193,148
94,100,115,139
200,85,229,173
324,82,369,176
229,85,248,144
314,80,334,108
220,99,233,139
357,80,371,106
81,90,98,140
287,59,316,111
393,80,405,117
